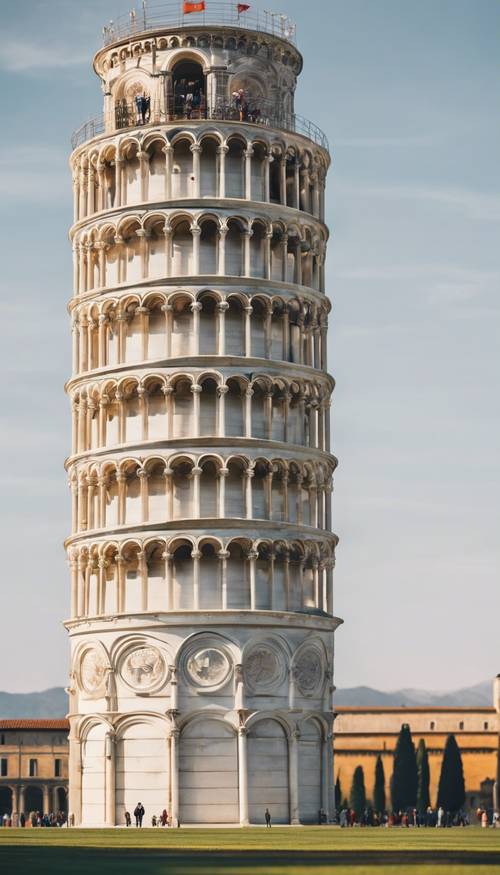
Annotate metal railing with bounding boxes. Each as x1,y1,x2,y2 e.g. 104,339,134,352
71,98,329,151
102,2,297,46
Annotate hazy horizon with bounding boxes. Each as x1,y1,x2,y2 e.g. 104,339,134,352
0,0,498,692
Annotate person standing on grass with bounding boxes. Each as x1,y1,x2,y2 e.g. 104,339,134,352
265,808,271,827
134,802,145,827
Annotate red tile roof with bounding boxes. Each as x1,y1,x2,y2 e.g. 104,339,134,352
0,719,69,730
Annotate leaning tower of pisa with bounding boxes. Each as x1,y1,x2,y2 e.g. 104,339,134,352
65,4,340,826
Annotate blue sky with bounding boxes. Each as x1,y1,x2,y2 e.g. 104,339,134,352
0,0,498,693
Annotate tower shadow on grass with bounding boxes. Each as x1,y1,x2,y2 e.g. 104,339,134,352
1,848,499,875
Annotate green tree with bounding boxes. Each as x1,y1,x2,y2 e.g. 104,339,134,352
373,754,386,813
350,765,367,818
335,775,342,811
391,723,418,812
416,738,431,813
437,734,466,812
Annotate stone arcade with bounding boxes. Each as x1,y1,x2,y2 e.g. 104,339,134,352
65,4,341,826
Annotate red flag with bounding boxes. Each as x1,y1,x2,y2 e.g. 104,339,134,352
184,1,205,13
237,4,250,12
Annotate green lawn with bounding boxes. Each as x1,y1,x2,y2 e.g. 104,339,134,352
0,826,499,875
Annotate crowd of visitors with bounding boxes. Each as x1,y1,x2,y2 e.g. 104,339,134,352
0,810,67,827
337,806,499,828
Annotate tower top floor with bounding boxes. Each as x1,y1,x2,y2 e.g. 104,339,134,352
71,4,325,153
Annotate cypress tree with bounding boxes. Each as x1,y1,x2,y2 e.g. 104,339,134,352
437,734,465,812
391,723,418,812
350,765,367,818
416,738,431,813
335,775,342,811
373,754,386,813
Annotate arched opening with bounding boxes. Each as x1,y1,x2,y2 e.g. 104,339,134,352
172,459,193,518
227,541,249,608
299,721,322,823
251,142,267,201
147,303,165,360
199,295,217,354
225,298,245,356
252,461,269,519
81,723,106,824
199,221,218,274
148,461,166,522
179,720,238,823
172,59,206,119
225,379,244,437
226,138,245,198
147,542,166,611
116,721,169,824
199,377,217,435
56,787,68,814
147,140,166,201
0,786,12,816
147,381,167,439
25,785,44,815
172,542,193,609
172,219,193,274
255,543,272,609
171,297,193,357
200,138,218,197
199,542,221,607
250,298,267,358
250,222,266,278
172,139,194,198
248,719,289,824
225,219,243,276
225,460,245,518
172,379,192,438
200,460,218,517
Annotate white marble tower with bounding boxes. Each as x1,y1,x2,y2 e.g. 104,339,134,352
66,4,341,826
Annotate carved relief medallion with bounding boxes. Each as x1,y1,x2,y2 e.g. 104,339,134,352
293,647,324,695
186,648,231,688
243,644,285,692
80,648,107,694
121,646,166,692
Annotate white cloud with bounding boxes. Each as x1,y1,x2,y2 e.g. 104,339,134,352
336,181,500,221
0,145,69,202
0,39,87,73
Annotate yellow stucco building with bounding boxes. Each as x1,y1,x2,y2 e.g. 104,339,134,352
334,705,499,812
0,720,68,817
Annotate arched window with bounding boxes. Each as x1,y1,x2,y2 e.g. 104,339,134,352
226,460,245,518
225,379,244,437
172,543,193,609
200,460,218,517
172,139,194,198
225,298,245,356
199,295,217,354
172,380,192,438
171,297,193,357
148,461,166,522
199,543,220,608
172,59,206,120
251,143,267,201
200,138,218,196
199,378,217,435
250,298,267,358
147,303,165,360
199,221,218,274
172,220,192,275
226,138,245,198
225,220,243,276
250,223,266,278
147,141,166,201
227,542,249,608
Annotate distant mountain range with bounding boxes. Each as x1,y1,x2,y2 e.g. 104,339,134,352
334,680,493,708
0,680,493,718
